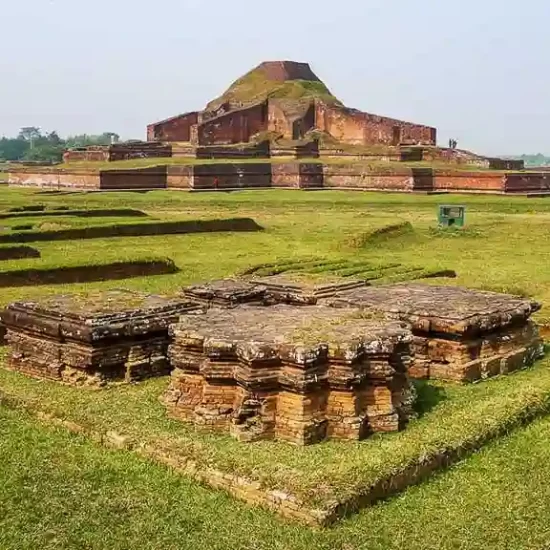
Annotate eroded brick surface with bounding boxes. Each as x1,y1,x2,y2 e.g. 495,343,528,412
164,305,415,445
2,290,202,386
328,284,543,382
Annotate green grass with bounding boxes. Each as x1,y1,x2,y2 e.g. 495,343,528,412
0,188,547,316
1,188,550,540
2,358,550,515
4,393,550,548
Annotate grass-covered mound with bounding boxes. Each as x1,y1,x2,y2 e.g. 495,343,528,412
205,61,342,114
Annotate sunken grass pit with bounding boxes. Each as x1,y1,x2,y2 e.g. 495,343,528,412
3,189,550,539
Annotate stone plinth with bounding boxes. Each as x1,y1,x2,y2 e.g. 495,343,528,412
254,275,367,305
164,305,414,445
2,290,202,386
182,279,267,308
328,284,543,382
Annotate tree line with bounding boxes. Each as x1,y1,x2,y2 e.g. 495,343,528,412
0,127,122,163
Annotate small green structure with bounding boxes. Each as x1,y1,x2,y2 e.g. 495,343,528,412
438,205,465,228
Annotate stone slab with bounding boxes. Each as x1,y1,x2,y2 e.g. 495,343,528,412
3,289,201,343
182,279,267,308
328,283,540,336
328,283,543,382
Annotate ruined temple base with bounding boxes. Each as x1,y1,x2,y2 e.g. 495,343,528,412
2,290,202,387
328,284,544,383
182,279,268,308
164,305,414,445
253,275,367,305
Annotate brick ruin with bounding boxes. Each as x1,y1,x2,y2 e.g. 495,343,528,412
147,61,436,148
50,59,539,196
328,284,544,382
63,142,172,163
9,161,550,194
164,305,415,444
0,280,545,443
1,290,201,386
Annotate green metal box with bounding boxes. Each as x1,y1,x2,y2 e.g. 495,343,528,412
438,205,465,227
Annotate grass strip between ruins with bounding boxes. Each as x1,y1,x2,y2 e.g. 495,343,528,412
1,357,550,525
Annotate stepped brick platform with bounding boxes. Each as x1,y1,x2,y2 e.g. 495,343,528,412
182,279,268,308
164,305,415,445
2,290,201,386
254,275,367,305
328,284,544,382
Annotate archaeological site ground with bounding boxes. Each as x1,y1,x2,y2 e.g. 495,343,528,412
1,178,550,548
3,62,550,549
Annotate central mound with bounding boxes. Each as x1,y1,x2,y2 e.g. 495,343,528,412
204,60,342,115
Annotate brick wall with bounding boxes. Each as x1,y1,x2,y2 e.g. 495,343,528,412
489,159,525,171
322,164,414,191
504,173,550,193
268,101,294,139
147,112,200,142
63,148,110,163
260,61,322,82
8,169,101,189
64,143,172,163
198,103,269,145
192,163,272,189
109,143,172,161
271,163,301,188
196,141,270,159
433,171,505,193
315,103,436,146
167,166,194,189
100,167,168,190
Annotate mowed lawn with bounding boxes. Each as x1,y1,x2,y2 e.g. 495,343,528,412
3,401,550,549
1,187,550,548
0,188,548,317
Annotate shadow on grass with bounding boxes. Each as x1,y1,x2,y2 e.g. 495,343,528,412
0,218,263,244
0,258,179,287
413,380,448,418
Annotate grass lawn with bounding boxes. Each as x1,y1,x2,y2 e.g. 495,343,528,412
1,187,550,541
3,398,550,549
2,357,550,522
0,188,546,316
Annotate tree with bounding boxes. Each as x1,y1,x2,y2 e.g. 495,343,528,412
46,131,63,146
23,142,64,163
0,137,29,161
18,126,41,142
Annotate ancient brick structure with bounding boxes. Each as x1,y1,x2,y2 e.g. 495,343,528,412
10,163,550,194
182,279,268,308
198,103,269,146
147,61,437,148
181,277,367,307
253,275,367,305
146,112,200,143
2,291,201,386
63,142,172,163
328,284,543,382
164,305,415,445
314,103,436,146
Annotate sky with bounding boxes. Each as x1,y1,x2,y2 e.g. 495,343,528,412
1,0,548,156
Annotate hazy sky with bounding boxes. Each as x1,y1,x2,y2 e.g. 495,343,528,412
1,0,548,155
